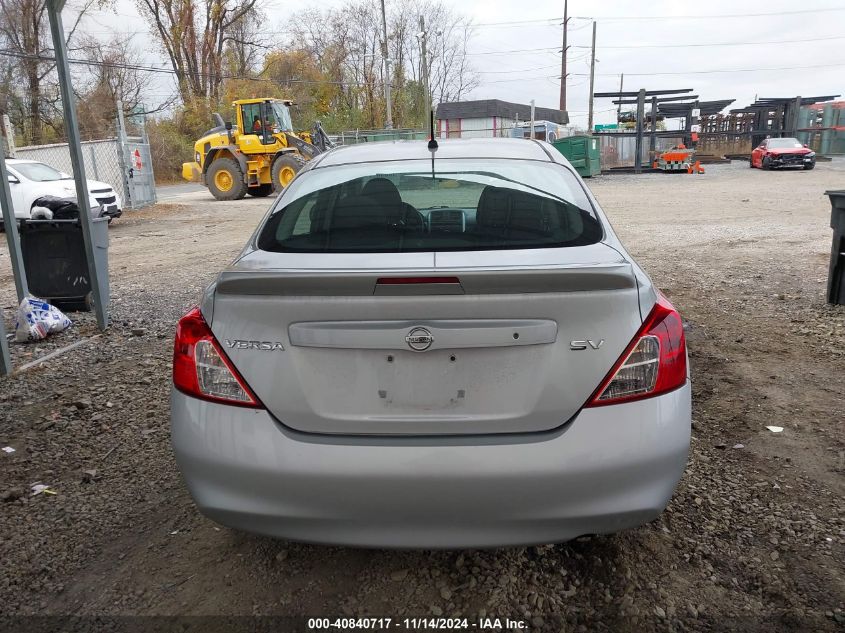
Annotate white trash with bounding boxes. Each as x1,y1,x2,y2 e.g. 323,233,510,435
14,296,72,342
30,206,54,220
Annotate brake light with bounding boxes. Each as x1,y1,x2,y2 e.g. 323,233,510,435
376,277,461,284
173,307,262,408
586,293,687,407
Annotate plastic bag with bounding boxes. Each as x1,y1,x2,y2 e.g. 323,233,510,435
14,296,73,342
30,206,54,220
32,196,79,219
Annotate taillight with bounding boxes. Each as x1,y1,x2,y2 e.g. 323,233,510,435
586,293,687,407
173,307,262,408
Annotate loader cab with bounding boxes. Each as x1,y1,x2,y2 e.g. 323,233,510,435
236,100,294,148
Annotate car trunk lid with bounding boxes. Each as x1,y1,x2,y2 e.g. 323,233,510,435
210,245,643,435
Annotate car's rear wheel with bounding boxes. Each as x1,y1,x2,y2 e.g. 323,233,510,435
749,156,755,168
208,158,248,201
247,184,274,197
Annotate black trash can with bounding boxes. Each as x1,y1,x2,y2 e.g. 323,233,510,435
826,189,845,305
18,217,110,312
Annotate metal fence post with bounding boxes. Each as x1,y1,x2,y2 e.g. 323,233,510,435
0,300,10,375
0,122,28,375
89,142,99,180
141,106,157,204
114,100,131,210
2,114,16,157
0,136,28,301
48,0,108,330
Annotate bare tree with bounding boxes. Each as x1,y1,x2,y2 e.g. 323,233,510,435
73,36,159,139
135,0,259,104
0,0,101,143
288,0,478,129
223,5,266,77
397,0,477,106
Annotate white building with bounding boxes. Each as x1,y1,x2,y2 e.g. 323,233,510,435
435,99,568,140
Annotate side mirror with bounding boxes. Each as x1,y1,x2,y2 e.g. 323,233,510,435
225,121,233,131
803,144,809,148
7,174,19,184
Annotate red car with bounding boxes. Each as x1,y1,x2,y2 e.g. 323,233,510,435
750,137,816,170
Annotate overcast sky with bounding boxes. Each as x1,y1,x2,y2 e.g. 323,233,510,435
76,0,845,129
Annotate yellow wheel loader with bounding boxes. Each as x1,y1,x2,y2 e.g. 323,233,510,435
181,98,332,201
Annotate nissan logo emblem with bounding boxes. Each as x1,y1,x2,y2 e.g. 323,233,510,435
405,327,434,351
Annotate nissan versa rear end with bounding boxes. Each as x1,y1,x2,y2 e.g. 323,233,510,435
170,138,691,548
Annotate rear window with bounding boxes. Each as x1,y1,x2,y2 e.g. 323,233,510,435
257,158,602,253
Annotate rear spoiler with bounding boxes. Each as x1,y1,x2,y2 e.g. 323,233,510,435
214,263,636,296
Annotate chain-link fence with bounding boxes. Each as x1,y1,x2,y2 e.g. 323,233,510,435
13,138,123,189
5,103,157,210
330,128,428,146
596,134,685,169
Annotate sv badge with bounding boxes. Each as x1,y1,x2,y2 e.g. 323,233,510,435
570,339,605,351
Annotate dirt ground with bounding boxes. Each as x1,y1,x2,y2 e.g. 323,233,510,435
0,161,842,632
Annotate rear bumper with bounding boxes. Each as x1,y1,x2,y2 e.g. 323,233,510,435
171,383,691,548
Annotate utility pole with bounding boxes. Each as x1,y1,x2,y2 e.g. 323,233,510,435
616,73,624,122
419,16,430,117
587,20,597,133
559,0,568,111
380,0,393,129
530,99,536,139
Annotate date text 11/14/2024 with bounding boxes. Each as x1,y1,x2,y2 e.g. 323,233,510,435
307,617,530,630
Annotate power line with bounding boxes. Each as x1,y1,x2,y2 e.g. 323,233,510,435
570,61,845,77
464,46,560,57
483,74,561,84
574,6,845,20
477,63,560,74
473,17,561,26
571,34,845,49
0,49,357,86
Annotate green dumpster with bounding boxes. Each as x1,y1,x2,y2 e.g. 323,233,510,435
552,135,601,178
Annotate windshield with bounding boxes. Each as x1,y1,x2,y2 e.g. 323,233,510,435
257,159,602,253
767,138,804,149
12,162,67,182
271,102,293,132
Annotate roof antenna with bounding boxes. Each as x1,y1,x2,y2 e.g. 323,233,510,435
428,108,437,180
428,108,438,150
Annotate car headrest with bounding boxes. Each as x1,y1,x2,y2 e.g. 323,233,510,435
361,178,403,210
329,195,392,230
476,185,554,235
475,186,511,228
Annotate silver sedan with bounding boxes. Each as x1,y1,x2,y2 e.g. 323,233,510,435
171,138,691,548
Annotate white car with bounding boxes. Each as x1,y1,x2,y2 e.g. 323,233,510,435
4,159,123,221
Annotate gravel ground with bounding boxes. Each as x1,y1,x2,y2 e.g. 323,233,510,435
0,161,843,632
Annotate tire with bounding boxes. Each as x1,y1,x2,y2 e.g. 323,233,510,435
247,183,274,197
207,157,248,201
272,154,306,192
803,162,815,170
762,156,773,170
749,157,755,168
